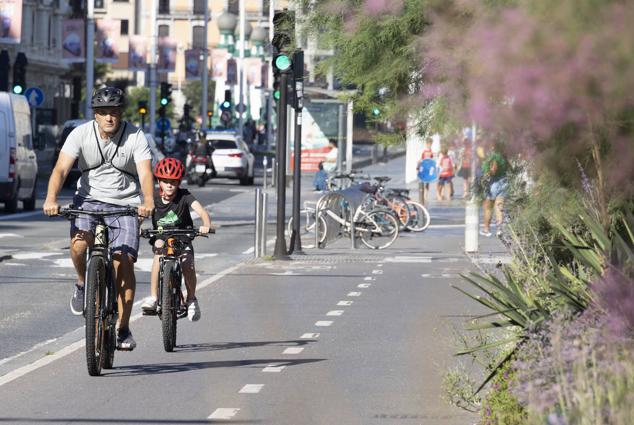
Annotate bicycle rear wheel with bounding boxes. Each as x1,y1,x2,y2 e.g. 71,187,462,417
359,210,399,249
85,255,107,376
161,261,178,352
405,201,431,232
387,196,412,229
287,215,328,244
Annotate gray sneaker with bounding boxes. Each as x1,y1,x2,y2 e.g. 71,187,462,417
187,298,201,322
70,284,84,316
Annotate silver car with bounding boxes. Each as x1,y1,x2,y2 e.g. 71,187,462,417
206,131,255,185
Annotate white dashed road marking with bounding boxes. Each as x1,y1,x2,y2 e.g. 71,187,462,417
384,256,432,263
239,384,264,394
358,283,371,288
283,347,304,355
372,269,383,274
364,276,375,281
315,321,333,327
347,292,361,297
209,408,240,419
326,310,344,316
263,364,286,372
301,333,319,339
337,301,353,306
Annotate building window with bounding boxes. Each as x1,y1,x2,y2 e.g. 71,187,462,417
159,0,170,14
228,0,238,14
120,19,129,35
192,26,205,49
193,0,205,15
158,25,169,37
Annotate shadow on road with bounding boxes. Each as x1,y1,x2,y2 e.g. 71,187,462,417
0,418,261,424
105,358,325,377
175,339,317,352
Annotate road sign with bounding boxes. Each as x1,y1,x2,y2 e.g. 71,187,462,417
418,158,438,183
157,117,171,132
24,87,44,107
236,103,247,113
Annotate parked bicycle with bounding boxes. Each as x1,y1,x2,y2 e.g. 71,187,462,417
326,171,372,191
140,228,210,352
286,200,327,244
57,205,138,376
369,176,431,232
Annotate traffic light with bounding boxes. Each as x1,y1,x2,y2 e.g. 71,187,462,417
272,10,295,76
0,50,9,92
220,89,232,111
12,53,27,95
273,80,280,101
372,107,381,116
138,101,147,115
207,110,213,118
159,82,171,106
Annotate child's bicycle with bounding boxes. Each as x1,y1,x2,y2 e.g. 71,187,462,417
140,228,211,352
57,205,139,376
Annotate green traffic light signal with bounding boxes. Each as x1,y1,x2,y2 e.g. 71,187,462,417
12,85,23,95
274,54,292,72
160,97,168,106
273,90,281,101
372,107,380,116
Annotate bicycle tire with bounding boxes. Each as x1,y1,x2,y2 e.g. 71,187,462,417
287,215,328,244
102,274,116,369
359,210,399,249
386,196,412,229
85,255,107,376
405,200,431,232
161,260,178,352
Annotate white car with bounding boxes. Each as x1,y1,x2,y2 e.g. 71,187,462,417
206,131,255,185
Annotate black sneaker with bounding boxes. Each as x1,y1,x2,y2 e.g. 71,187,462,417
116,328,137,351
70,284,84,316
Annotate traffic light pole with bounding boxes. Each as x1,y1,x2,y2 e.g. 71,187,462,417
201,3,210,130
85,0,95,118
289,50,304,255
273,71,289,259
149,0,158,136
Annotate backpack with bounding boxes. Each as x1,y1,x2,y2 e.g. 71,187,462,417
439,156,454,178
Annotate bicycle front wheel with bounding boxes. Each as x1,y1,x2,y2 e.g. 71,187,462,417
161,261,178,352
85,255,107,376
359,210,399,249
405,201,431,232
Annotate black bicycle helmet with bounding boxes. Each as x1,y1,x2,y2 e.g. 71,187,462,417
91,86,125,108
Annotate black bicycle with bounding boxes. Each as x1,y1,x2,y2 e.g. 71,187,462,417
57,205,138,376
140,228,211,352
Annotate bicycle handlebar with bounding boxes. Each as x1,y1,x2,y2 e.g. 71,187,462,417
140,228,213,239
57,205,139,219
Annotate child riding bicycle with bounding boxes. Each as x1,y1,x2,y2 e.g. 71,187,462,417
141,158,212,321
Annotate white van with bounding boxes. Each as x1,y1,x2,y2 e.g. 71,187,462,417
0,93,38,212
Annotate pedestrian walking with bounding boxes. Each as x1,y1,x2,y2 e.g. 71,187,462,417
436,147,455,201
479,151,508,237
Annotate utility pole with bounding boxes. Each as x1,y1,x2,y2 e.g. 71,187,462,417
238,0,246,138
289,50,304,254
149,0,158,136
273,71,289,259
201,1,210,130
85,0,95,118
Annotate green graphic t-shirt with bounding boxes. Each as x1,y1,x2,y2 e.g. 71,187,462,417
152,188,196,230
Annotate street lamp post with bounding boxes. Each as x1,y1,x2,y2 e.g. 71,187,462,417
201,3,210,130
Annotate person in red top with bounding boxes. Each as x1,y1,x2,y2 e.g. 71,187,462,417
437,147,455,200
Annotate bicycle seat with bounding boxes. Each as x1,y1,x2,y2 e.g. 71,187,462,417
374,176,391,183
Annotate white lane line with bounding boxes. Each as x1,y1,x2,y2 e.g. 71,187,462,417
326,310,344,316
283,347,304,355
347,292,362,297
0,233,23,238
358,283,371,288
377,264,383,267
301,333,319,339
242,246,255,255
337,301,353,306
371,269,383,275
239,384,264,394
263,364,286,372
384,256,432,263
364,276,375,281
0,262,242,387
0,211,43,221
0,338,58,367
209,408,240,420
315,321,333,327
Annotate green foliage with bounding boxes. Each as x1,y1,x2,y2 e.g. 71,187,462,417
480,362,527,425
181,80,216,120
123,87,149,123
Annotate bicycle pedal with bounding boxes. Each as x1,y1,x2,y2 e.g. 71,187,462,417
142,309,158,316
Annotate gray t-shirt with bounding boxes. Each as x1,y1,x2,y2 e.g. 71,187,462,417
61,120,152,206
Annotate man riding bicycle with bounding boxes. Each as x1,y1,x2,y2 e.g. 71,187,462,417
43,86,155,351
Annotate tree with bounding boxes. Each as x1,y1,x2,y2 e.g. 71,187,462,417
181,80,216,123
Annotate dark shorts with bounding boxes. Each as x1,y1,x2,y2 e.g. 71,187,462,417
71,195,140,261
438,176,453,185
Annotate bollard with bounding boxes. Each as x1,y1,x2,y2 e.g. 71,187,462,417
465,199,479,253
260,192,268,256
418,182,425,206
255,188,262,257
271,158,277,188
262,156,268,190
372,144,379,164
350,206,357,249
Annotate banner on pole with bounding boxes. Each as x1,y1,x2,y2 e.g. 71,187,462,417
184,48,201,80
0,0,22,44
244,58,262,87
62,19,85,63
211,49,229,81
157,37,176,73
95,19,120,63
128,35,147,71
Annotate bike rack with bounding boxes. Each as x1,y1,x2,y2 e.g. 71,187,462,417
315,186,372,250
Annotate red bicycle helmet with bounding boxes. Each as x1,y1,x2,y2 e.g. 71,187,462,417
154,157,184,180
